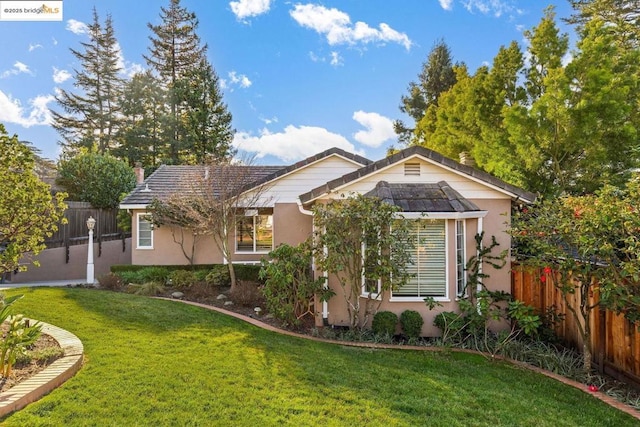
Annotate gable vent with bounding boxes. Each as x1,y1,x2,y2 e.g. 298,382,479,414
404,162,421,176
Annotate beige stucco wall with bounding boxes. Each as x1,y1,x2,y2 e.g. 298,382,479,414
316,198,514,337
10,238,132,283
130,203,313,266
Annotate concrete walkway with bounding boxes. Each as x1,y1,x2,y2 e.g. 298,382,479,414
0,279,89,290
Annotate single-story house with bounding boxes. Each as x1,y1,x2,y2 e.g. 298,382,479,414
120,146,535,335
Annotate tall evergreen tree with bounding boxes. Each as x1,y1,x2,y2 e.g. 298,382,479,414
395,40,457,144
145,0,211,164
177,58,234,163
114,71,167,167
51,8,123,156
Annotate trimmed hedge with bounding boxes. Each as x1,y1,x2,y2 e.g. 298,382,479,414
110,264,262,283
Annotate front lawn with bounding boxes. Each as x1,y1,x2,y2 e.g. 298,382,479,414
1,288,636,426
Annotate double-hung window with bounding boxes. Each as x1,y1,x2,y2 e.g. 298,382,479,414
394,219,446,299
236,212,273,253
137,213,153,249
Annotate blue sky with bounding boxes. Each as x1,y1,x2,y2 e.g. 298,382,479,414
0,0,574,164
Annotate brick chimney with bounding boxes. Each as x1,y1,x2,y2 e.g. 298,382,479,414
134,162,145,185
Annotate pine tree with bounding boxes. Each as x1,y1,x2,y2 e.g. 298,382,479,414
115,71,167,167
177,58,234,164
51,8,123,156
145,0,208,163
395,40,457,144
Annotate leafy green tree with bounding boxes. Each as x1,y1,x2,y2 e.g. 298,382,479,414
413,64,484,160
259,241,330,327
567,0,640,49
51,8,123,155
56,152,136,209
114,71,167,167
176,58,234,163
312,194,414,330
512,177,640,372
395,40,457,143
0,125,67,275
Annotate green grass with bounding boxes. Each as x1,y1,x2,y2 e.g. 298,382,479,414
1,287,637,427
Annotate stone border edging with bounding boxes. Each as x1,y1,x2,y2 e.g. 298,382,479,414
159,297,640,421
0,320,84,418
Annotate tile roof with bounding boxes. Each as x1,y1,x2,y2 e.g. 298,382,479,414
120,164,284,206
365,181,482,212
299,146,536,204
120,147,371,207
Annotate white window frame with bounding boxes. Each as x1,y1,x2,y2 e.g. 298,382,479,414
456,219,467,298
235,213,273,254
391,218,449,302
136,213,153,249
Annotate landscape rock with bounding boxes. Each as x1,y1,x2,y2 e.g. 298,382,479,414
216,294,228,300
223,301,234,306
171,291,184,299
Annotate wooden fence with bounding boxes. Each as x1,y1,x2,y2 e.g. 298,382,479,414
512,264,640,386
45,202,130,261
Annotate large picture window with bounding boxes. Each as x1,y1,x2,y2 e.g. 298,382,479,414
137,213,153,249
236,213,273,253
394,219,446,299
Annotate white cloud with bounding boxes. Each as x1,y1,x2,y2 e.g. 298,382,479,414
1,62,33,79
352,111,395,148
439,0,454,10
233,125,361,162
223,71,252,91
290,4,412,50
0,91,54,127
230,0,271,21
28,43,43,52
330,51,343,67
460,0,515,17
66,19,88,35
52,67,72,84
259,115,278,125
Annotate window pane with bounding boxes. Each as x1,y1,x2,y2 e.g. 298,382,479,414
396,219,446,297
236,216,254,251
255,215,273,251
138,216,152,247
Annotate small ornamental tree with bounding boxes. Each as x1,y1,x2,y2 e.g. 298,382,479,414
0,125,67,275
259,240,331,326
312,194,414,330
57,151,136,208
511,177,640,372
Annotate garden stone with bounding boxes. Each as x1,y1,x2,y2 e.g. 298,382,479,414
265,314,275,320
217,294,228,300
171,291,184,299
224,301,234,306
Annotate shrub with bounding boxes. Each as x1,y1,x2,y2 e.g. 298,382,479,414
372,311,398,337
260,242,329,326
168,270,198,289
229,281,263,307
233,264,262,282
400,310,424,338
98,273,124,291
138,267,170,284
434,311,467,342
126,281,165,296
117,270,144,285
193,269,210,282
205,266,231,287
